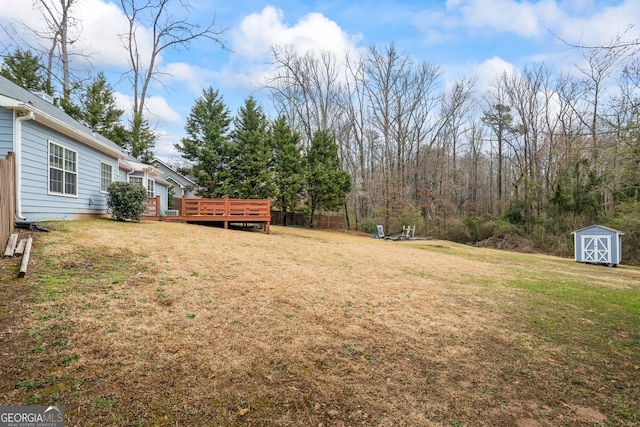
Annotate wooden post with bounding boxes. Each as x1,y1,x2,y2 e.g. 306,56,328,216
0,153,16,248
18,237,32,278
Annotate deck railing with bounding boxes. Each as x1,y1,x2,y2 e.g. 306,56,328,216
143,196,271,233
143,195,161,217
182,197,270,218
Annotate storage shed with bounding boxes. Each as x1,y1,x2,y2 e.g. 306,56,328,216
572,225,624,266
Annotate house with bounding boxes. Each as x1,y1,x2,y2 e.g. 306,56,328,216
151,157,199,198
0,74,168,222
572,225,624,266
121,156,170,215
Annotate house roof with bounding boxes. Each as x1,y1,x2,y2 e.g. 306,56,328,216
571,224,625,235
152,157,196,186
119,157,163,176
0,75,127,159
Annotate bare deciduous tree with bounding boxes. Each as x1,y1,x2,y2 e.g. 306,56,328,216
267,46,345,144
119,0,226,156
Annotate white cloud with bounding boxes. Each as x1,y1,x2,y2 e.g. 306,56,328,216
423,0,554,38
473,56,517,93
74,0,138,69
554,1,640,47
225,6,363,90
113,91,133,121
232,6,362,59
0,0,160,71
418,0,639,47
113,92,181,127
160,62,215,96
144,96,182,125
154,131,182,162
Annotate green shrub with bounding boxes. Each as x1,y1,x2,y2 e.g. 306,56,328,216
107,182,148,221
359,219,378,235
608,201,640,265
398,203,425,235
445,218,472,243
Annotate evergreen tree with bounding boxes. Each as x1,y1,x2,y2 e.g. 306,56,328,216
129,113,157,163
305,130,352,227
79,72,127,146
481,103,514,207
271,116,304,226
228,97,273,198
0,49,51,94
59,80,84,120
175,87,231,198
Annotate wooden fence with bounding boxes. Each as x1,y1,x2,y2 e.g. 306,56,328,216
270,210,346,230
0,152,16,248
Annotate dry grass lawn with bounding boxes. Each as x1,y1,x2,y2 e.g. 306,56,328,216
1,219,639,426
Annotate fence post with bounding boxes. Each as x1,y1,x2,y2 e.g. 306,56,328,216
0,152,16,247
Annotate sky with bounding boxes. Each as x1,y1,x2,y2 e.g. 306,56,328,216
0,0,639,162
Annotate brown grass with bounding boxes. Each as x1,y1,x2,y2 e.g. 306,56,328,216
1,219,639,426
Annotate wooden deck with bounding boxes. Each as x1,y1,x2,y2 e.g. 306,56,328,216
143,196,271,233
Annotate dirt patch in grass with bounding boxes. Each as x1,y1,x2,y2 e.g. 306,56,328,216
1,219,639,426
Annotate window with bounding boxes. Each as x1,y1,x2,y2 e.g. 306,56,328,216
49,142,77,196
147,178,155,197
129,176,143,186
100,162,113,192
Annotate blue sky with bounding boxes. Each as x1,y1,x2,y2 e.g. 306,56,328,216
1,0,638,161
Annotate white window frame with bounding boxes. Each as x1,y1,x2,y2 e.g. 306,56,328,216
100,162,115,193
48,141,78,197
129,175,144,186
147,178,155,198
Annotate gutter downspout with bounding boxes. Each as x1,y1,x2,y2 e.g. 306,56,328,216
14,110,36,220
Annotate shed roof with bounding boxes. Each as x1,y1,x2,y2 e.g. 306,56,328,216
571,224,625,235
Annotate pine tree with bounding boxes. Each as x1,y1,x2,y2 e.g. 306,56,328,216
128,113,157,163
0,49,51,94
228,97,273,198
305,130,352,227
175,87,231,198
79,72,127,146
271,116,305,225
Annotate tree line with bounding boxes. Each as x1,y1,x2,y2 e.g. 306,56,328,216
265,41,640,262
175,89,351,226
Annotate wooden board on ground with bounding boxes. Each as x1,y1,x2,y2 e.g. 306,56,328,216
18,238,32,278
3,233,18,258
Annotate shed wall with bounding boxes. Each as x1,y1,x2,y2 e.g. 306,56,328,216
574,226,622,265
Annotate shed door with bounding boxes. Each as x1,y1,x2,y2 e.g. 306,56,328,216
581,235,611,264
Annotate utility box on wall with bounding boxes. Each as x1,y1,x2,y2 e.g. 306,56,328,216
572,225,624,266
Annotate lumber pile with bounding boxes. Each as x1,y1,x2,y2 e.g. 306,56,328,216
3,233,33,278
